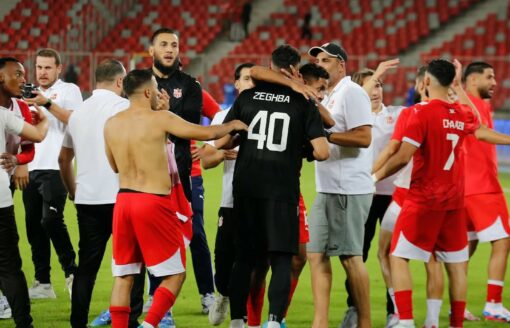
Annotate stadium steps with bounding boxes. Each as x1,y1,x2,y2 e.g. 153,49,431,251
186,0,284,80
0,0,19,20
399,0,507,65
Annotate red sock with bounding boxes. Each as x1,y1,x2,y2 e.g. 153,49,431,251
247,286,265,326
145,287,176,326
283,278,299,317
487,281,503,303
109,306,130,328
450,301,466,328
394,290,413,320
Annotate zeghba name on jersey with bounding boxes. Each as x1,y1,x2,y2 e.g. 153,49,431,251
253,91,291,103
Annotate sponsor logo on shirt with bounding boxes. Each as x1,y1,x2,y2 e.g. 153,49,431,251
253,91,290,103
173,88,182,99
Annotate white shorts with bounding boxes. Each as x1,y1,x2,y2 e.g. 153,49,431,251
381,201,401,232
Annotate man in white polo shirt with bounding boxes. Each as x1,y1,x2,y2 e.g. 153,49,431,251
23,48,83,299
306,43,373,328
58,59,129,328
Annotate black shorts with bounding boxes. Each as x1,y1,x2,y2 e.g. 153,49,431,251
233,197,299,255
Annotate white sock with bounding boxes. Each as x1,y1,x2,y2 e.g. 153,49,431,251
388,287,398,314
140,322,154,328
230,319,245,328
267,321,280,328
425,299,442,327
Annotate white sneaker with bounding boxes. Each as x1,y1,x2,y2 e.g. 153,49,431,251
66,274,74,299
201,293,215,314
143,295,153,313
386,314,399,328
208,294,229,325
28,280,56,299
0,296,12,319
339,306,358,328
483,304,510,322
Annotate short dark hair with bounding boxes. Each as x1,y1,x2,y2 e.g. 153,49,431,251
95,59,125,83
271,45,301,70
463,61,493,82
151,28,178,44
426,59,455,87
351,68,375,86
234,62,255,81
36,48,61,66
123,69,153,97
299,63,329,82
0,57,20,70
416,65,428,80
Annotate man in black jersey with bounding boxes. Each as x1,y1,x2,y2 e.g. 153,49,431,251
217,45,329,328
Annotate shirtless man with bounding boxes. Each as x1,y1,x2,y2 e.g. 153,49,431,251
103,69,247,328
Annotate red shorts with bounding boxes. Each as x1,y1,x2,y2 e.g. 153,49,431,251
465,193,510,242
112,190,187,277
391,202,468,263
392,187,408,207
299,194,309,244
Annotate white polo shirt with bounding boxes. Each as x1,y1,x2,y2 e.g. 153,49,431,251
371,104,405,195
62,89,129,204
315,76,373,195
29,79,83,171
0,108,25,207
206,109,237,209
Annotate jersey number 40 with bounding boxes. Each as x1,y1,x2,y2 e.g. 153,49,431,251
248,110,290,152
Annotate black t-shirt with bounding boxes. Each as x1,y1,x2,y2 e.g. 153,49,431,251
154,69,202,201
224,82,325,204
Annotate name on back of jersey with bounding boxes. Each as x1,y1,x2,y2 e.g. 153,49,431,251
253,91,290,103
443,119,464,131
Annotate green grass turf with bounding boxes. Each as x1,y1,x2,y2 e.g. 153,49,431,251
1,163,509,327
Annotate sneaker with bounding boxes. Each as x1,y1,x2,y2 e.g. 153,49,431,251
208,294,229,325
394,324,415,328
201,293,215,314
483,305,510,322
339,306,358,328
386,314,399,328
463,309,480,321
89,310,112,327
0,296,12,319
143,295,153,313
159,311,176,328
28,280,56,299
261,319,287,328
66,274,74,299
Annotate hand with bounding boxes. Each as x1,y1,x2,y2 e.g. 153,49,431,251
13,164,28,190
191,145,207,161
280,65,304,84
156,89,170,111
290,81,320,100
24,90,49,107
373,58,400,80
0,153,18,171
452,59,463,88
223,149,238,160
229,120,248,132
30,104,47,124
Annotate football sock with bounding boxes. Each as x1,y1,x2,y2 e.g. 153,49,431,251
109,306,130,328
144,287,176,326
283,278,299,317
424,299,442,327
395,290,413,324
247,286,265,326
450,301,466,328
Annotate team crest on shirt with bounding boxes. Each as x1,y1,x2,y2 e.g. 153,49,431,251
386,116,394,124
218,216,223,227
50,93,57,100
173,88,182,99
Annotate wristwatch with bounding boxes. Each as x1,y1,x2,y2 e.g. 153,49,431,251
325,130,333,142
43,99,52,109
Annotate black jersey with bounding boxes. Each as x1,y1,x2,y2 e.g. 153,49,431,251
224,82,325,204
154,69,202,201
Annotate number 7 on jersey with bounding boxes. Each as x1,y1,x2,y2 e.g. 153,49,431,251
443,133,459,171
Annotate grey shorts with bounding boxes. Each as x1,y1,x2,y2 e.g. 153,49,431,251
307,193,372,256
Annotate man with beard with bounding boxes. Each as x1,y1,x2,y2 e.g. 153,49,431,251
462,62,510,322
